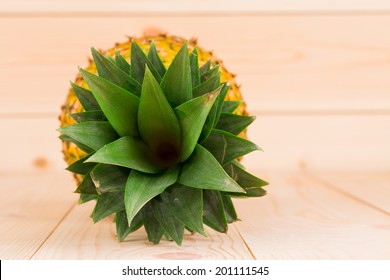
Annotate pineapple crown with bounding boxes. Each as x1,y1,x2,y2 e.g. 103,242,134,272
58,40,268,245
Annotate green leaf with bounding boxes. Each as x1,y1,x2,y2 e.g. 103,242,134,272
216,113,256,135
189,48,201,88
229,187,266,197
160,42,192,107
212,83,229,128
164,232,173,241
80,69,140,137
59,135,94,154
78,193,98,204
70,110,107,123
178,145,245,193
174,87,220,162
138,67,182,167
142,202,164,244
201,65,220,82
90,164,129,194
130,41,162,84
66,154,96,175
92,191,125,223
124,167,179,226
199,102,217,143
192,73,221,98
224,162,267,197
70,82,101,111
221,195,237,223
115,51,130,73
198,83,228,142
58,121,118,151
161,184,206,236
75,173,97,194
202,129,261,166
222,101,243,113
105,53,115,64
91,48,141,95
203,190,227,233
199,60,211,76
116,210,143,241
151,199,185,245
224,161,268,196
147,41,166,78
86,136,161,174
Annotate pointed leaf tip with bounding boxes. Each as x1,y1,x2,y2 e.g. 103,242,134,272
130,40,162,84
125,167,179,226
79,68,140,137
160,42,192,107
202,129,261,166
139,66,182,168
90,47,141,95
85,136,161,174
59,121,118,151
178,145,245,193
161,184,206,236
216,113,256,135
175,86,221,162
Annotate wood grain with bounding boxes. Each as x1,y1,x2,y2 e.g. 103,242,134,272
1,2,389,261
233,171,390,259
1,15,390,114
32,198,254,260
309,171,390,214
0,171,75,259
0,118,67,172
1,170,387,260
243,115,390,172
1,0,390,14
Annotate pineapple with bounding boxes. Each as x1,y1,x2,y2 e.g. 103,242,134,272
58,35,268,245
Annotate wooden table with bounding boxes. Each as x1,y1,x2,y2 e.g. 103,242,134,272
1,0,389,259
1,169,389,259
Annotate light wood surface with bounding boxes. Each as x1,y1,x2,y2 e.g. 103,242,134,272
2,0,390,13
32,201,253,260
1,15,390,171
0,171,75,259
234,171,390,259
1,15,390,114
1,2,389,260
0,170,388,260
310,171,390,214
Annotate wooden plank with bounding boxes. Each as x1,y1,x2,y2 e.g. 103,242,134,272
233,170,390,259
1,114,389,172
1,15,390,114
243,115,390,172
32,199,253,259
0,171,76,259
0,118,67,172
309,171,390,214
1,0,390,14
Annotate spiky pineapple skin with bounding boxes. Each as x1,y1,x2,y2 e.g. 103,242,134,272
59,35,247,170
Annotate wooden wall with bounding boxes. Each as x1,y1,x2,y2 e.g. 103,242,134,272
1,1,389,172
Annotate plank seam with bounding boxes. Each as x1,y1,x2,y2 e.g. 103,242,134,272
30,201,78,259
252,109,390,116
1,11,390,18
232,224,256,260
304,171,390,217
1,109,390,120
